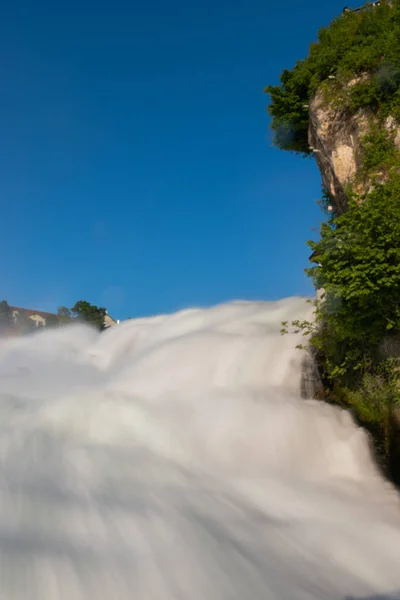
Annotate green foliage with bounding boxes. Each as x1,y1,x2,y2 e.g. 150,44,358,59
265,1,400,154
339,367,400,475
265,67,312,154
302,174,400,385
346,78,382,112
344,368,399,427
317,186,336,219
359,124,399,177
71,300,107,331
281,174,400,479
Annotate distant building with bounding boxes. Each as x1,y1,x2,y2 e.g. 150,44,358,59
10,306,119,329
104,311,120,328
10,307,57,328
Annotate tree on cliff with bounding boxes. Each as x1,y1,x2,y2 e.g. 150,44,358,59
71,300,106,331
268,0,400,481
265,0,400,155
306,176,400,383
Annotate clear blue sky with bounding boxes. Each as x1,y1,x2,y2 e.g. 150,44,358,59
1,0,347,320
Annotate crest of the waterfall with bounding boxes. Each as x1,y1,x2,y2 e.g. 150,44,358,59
88,297,314,398
0,298,400,600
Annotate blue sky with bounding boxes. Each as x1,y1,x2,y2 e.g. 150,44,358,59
1,0,347,319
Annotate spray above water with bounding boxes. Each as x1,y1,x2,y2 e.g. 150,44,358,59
0,297,399,600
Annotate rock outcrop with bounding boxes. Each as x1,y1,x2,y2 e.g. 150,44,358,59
308,81,400,215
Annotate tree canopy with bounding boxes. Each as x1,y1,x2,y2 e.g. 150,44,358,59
304,174,400,382
71,300,107,330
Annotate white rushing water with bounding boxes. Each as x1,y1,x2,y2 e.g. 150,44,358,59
0,297,400,600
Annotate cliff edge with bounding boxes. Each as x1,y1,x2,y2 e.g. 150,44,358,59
308,80,400,214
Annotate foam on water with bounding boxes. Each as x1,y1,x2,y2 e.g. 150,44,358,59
0,297,399,600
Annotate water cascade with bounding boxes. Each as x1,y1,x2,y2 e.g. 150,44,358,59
0,297,399,599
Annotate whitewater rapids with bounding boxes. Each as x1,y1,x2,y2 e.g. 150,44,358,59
0,297,400,600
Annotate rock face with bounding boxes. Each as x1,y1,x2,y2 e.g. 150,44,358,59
308,88,370,215
300,353,322,399
308,83,400,215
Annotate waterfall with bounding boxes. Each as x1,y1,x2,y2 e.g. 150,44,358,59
0,297,399,600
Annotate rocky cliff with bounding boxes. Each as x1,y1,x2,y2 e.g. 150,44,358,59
265,0,400,486
308,79,400,215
